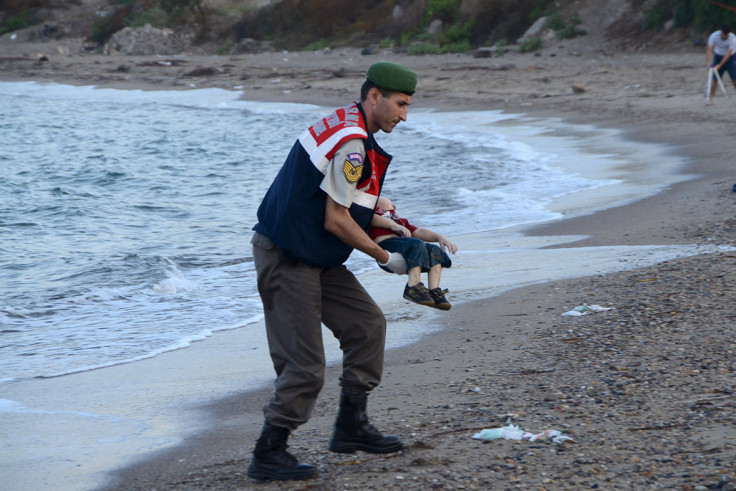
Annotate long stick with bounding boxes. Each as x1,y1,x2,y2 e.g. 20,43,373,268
707,67,713,98
707,0,736,13
714,67,728,97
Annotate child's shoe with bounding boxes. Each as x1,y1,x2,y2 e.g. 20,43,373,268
403,282,435,307
429,288,452,310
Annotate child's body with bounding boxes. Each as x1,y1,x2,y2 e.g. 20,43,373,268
367,197,457,310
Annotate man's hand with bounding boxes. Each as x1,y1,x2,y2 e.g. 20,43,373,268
324,196,397,263
378,252,408,274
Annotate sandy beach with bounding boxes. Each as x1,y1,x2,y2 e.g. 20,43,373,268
2,23,736,491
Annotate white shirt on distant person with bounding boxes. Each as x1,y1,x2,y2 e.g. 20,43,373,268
708,30,736,57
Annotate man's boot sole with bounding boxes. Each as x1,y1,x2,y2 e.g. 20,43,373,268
247,462,318,481
328,440,404,454
247,468,318,481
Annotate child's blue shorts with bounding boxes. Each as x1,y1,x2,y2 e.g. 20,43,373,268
378,237,452,274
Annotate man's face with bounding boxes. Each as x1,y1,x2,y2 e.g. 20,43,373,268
368,89,411,134
722,31,730,40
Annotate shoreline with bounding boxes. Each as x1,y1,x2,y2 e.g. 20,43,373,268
2,42,736,490
104,103,735,488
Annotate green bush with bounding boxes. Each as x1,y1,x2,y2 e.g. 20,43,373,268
90,17,116,44
441,40,471,53
644,7,666,30
160,0,203,14
442,21,474,45
217,40,234,54
529,0,556,22
425,0,462,24
545,12,566,32
551,12,586,39
674,0,693,27
671,0,736,32
155,0,205,27
407,42,441,55
519,36,543,52
400,31,414,47
494,40,508,56
304,39,330,51
1,9,32,35
400,28,431,48
129,7,168,28
379,37,395,49
691,0,736,31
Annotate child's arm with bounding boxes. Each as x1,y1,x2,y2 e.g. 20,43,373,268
412,228,458,254
370,214,412,237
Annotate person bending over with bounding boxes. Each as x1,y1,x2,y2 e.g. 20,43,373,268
248,62,418,481
706,25,736,105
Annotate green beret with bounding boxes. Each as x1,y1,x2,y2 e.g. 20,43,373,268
366,61,417,95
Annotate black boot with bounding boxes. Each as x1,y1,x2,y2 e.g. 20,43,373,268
247,420,318,481
328,392,403,454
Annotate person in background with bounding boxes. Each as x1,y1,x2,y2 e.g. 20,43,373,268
368,196,457,310
706,25,736,105
248,62,417,481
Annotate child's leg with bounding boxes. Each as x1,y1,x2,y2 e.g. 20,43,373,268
427,264,442,290
408,266,421,287
381,238,428,287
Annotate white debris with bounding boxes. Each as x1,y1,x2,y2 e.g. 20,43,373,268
562,303,613,316
472,423,574,443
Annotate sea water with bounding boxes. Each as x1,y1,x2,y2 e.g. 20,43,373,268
0,81,683,385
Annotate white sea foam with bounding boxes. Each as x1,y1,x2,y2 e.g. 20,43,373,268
0,398,122,420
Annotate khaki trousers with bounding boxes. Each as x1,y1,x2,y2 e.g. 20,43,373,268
252,236,386,430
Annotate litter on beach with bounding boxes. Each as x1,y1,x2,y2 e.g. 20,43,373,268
472,423,574,444
562,303,613,316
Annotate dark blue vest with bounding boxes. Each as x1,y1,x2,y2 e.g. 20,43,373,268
253,103,392,267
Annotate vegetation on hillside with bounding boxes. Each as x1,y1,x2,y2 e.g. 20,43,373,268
0,0,210,39
88,0,208,43
232,0,581,52
2,0,736,50
648,0,736,31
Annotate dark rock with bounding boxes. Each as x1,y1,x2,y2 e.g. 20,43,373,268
472,48,493,58
522,16,548,39
392,5,404,21
361,45,379,56
229,38,274,54
426,19,443,37
41,23,58,38
184,66,217,77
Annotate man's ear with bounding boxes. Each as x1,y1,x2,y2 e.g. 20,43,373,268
367,86,381,105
